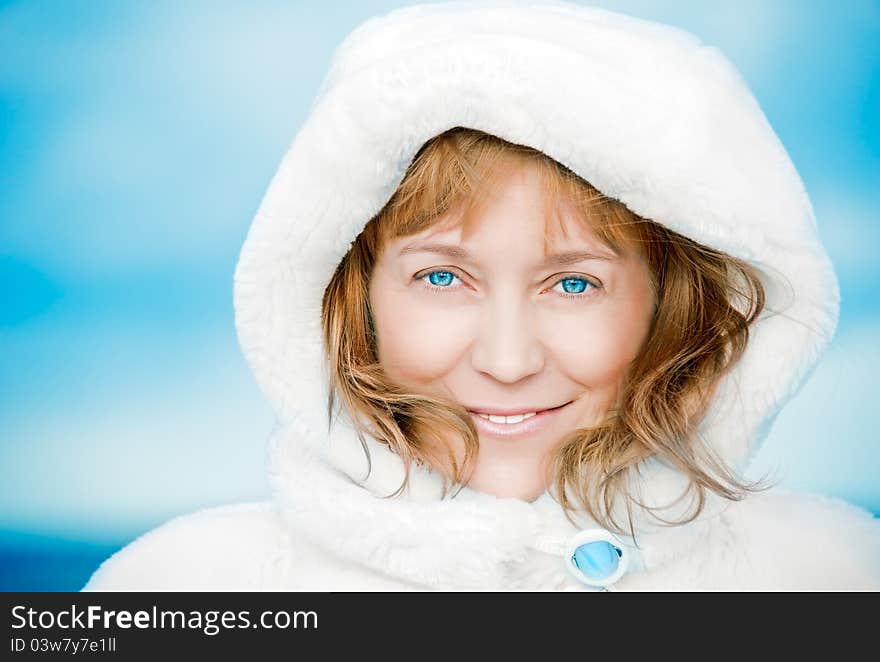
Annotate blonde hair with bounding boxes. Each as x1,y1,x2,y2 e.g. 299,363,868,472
321,127,769,536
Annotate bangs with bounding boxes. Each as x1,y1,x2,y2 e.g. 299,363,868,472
371,126,648,259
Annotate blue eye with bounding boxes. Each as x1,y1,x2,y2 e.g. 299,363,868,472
420,270,460,289
428,271,455,286
554,276,595,297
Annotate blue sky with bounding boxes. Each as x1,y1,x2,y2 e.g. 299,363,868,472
2,0,879,553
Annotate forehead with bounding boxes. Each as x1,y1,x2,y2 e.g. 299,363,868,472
376,146,641,262
398,164,618,257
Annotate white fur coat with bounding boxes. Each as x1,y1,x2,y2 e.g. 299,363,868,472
83,0,880,592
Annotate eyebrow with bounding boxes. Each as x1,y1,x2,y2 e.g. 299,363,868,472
398,242,617,266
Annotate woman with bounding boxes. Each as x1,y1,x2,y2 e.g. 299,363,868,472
84,0,880,591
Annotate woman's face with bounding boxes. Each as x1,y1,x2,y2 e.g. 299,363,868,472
368,158,656,501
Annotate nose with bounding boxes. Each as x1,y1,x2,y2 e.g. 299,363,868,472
470,295,544,383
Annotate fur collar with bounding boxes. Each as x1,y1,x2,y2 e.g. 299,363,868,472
268,412,723,589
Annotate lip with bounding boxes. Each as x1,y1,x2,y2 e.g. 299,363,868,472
468,401,572,439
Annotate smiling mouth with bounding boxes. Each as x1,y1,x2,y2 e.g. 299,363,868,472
466,401,573,424
465,401,573,438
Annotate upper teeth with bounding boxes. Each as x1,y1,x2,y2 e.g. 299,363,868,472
478,412,537,424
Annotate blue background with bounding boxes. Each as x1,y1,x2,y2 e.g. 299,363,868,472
2,0,878,591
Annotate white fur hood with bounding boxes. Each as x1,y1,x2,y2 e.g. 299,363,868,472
85,1,880,592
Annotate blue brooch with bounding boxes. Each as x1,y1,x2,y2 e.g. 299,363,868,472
565,529,629,588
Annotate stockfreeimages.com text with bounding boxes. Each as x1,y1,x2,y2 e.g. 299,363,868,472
11,604,317,636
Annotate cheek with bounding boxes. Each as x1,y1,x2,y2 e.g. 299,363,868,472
371,285,472,386
545,298,653,390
